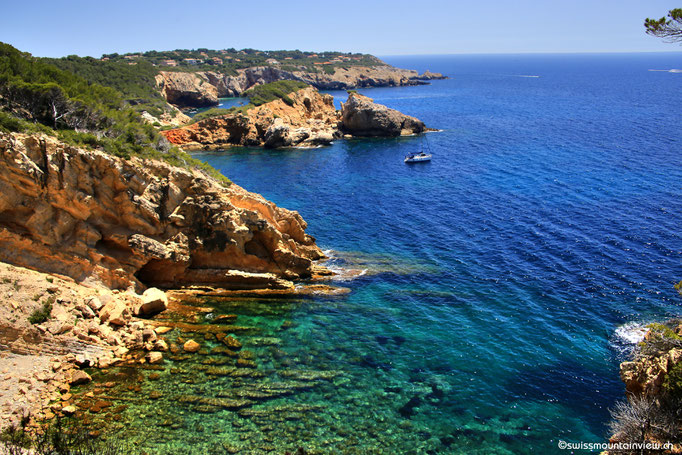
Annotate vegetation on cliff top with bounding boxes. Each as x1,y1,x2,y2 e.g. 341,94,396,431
0,42,230,186
43,55,171,118
188,81,309,124
101,48,384,75
243,80,308,106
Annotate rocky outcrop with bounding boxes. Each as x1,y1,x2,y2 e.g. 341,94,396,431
293,65,426,90
156,65,445,108
162,87,430,149
414,70,447,81
155,72,220,107
0,132,326,291
340,92,426,137
140,107,191,128
162,87,341,149
619,323,682,396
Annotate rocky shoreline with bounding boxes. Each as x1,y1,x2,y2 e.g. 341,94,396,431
161,88,429,150
607,318,682,453
156,65,446,109
0,129,342,433
0,261,167,428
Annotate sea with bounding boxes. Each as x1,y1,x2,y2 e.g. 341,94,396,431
85,53,682,454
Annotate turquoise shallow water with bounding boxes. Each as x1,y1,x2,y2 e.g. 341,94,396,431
81,54,682,454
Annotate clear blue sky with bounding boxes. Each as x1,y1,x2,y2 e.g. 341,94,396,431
1,0,680,57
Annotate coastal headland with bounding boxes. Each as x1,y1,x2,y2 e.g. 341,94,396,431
0,42,437,438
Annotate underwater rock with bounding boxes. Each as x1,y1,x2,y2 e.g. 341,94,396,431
183,340,201,353
210,346,239,357
278,370,340,381
223,335,243,350
398,396,422,418
236,359,257,369
212,314,238,324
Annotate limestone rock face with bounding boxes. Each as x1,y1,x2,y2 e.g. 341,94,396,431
0,132,325,291
156,72,219,107
340,92,425,137
293,65,425,91
162,87,341,149
620,348,682,396
156,66,432,108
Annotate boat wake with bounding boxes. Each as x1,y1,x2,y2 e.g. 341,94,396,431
648,69,682,73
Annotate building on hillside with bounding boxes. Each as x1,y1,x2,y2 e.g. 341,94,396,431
266,58,280,65
160,59,178,67
183,58,200,65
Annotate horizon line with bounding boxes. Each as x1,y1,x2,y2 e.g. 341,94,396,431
378,50,682,57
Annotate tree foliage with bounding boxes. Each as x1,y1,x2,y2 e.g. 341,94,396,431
645,8,682,43
0,42,230,186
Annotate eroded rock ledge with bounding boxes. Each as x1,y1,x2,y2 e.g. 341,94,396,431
161,89,427,150
0,132,326,291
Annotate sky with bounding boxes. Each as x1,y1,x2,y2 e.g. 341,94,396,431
1,0,680,58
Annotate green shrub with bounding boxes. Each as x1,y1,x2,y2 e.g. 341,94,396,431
190,105,253,124
638,322,682,357
243,80,308,106
0,111,55,136
28,297,54,324
664,362,682,400
0,42,231,186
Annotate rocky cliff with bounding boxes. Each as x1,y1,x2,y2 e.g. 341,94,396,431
619,323,682,397
156,66,446,108
161,87,427,149
606,321,682,452
0,132,326,292
340,92,426,137
162,87,341,149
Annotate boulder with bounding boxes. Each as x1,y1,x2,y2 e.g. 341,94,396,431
98,300,129,326
69,370,92,386
147,352,163,364
137,288,168,316
183,340,201,353
223,335,242,350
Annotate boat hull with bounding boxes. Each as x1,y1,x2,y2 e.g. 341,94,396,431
404,154,432,163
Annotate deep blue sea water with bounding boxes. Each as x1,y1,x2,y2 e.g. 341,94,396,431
86,54,681,454
187,53,682,454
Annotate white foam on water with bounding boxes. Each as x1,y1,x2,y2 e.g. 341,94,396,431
614,321,649,345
